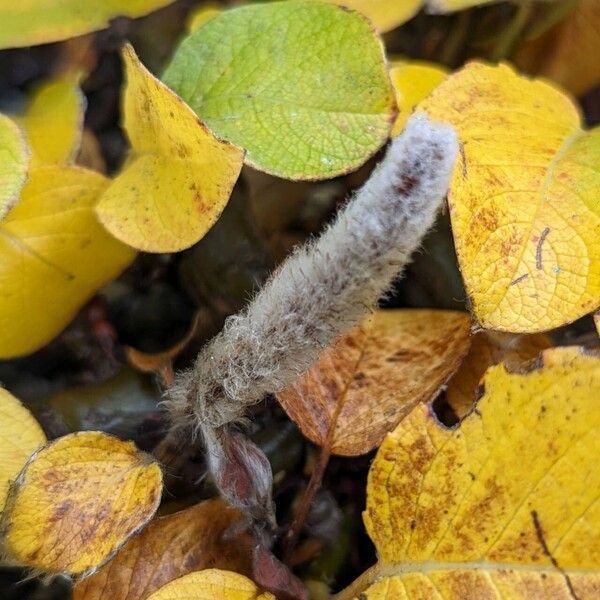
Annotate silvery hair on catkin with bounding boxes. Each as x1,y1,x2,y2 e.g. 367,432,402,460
166,113,458,513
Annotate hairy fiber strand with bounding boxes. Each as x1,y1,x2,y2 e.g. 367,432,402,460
168,113,458,438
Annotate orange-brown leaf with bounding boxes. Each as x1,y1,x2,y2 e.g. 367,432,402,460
277,310,471,455
126,312,203,386
73,498,252,600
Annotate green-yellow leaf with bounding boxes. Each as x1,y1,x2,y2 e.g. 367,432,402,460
0,0,176,49
163,0,395,180
337,346,600,599
96,45,244,253
0,166,135,359
21,75,85,166
0,388,46,512
0,114,29,221
419,62,600,333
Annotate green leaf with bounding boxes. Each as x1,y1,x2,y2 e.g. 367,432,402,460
163,0,395,180
0,114,29,221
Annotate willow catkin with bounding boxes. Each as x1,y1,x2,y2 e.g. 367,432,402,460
166,113,458,515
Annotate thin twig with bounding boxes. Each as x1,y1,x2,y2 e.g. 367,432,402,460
284,443,332,559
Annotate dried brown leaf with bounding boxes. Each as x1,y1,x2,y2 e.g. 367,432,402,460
73,498,252,600
277,309,471,456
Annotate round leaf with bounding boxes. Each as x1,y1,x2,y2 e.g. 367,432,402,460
420,62,600,332
0,388,46,511
2,431,163,576
163,0,395,180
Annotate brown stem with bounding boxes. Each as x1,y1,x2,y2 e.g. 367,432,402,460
283,442,332,559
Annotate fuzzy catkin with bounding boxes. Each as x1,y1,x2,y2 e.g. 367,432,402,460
167,113,458,441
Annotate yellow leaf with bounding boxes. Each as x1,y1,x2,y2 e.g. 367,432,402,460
0,166,135,359
186,5,221,32
390,61,448,136
445,330,552,418
323,0,422,32
73,498,253,600
595,311,600,337
1,431,163,576
95,45,244,253
419,62,600,333
0,388,46,511
277,310,471,456
0,113,29,221
21,75,85,166
146,569,275,600
0,0,176,49
516,0,600,96
336,346,600,599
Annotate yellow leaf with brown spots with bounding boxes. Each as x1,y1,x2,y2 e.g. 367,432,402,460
73,499,253,600
277,310,471,456
0,388,46,511
390,61,448,137
335,346,600,599
323,0,422,33
95,45,244,253
145,569,275,600
516,0,600,97
0,166,135,359
419,62,600,333
445,331,552,418
20,75,85,166
1,431,163,576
